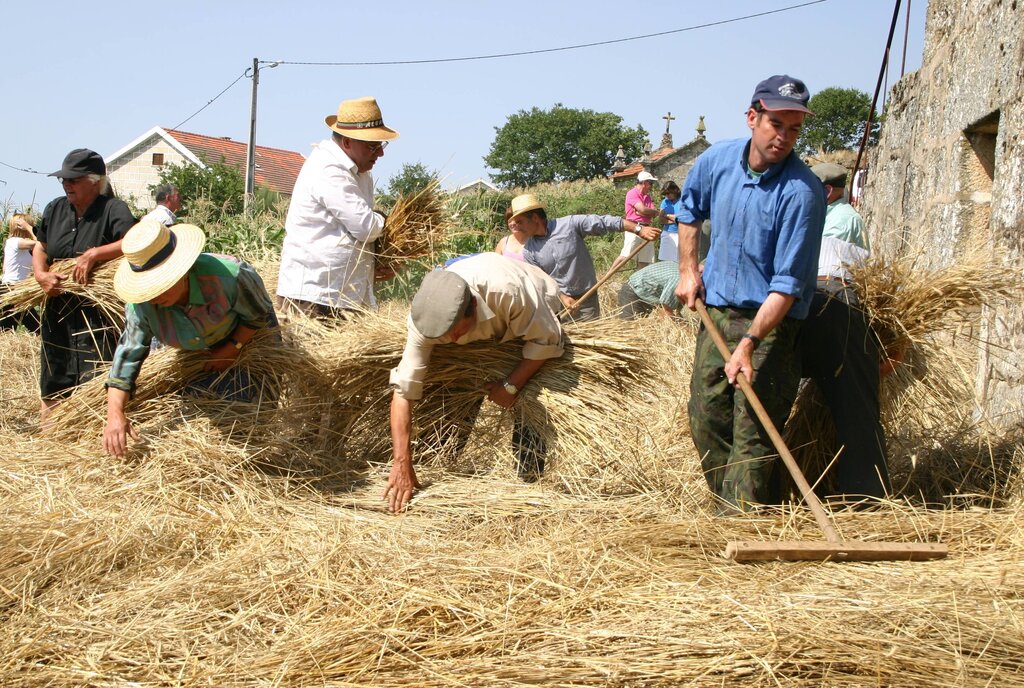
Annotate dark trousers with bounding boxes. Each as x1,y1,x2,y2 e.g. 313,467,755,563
560,291,600,324
798,284,890,498
0,284,40,333
434,397,546,481
688,307,801,510
616,281,654,320
40,295,119,399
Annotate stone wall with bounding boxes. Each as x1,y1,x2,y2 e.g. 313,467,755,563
861,0,1024,428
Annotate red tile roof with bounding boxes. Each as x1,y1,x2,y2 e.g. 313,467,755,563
611,146,676,178
165,129,305,196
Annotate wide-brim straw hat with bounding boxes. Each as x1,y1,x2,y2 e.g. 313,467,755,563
113,219,206,303
508,193,546,220
325,96,400,142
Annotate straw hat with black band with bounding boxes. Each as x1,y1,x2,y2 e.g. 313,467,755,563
113,220,206,304
325,96,400,142
507,193,546,221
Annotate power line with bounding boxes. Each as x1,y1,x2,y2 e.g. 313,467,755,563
278,1,829,67
0,160,46,176
171,68,250,131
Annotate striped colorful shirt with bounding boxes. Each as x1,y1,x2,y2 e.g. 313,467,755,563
106,254,274,393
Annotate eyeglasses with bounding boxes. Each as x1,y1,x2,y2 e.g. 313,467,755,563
364,140,389,153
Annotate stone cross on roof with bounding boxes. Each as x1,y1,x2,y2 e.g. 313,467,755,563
660,111,676,149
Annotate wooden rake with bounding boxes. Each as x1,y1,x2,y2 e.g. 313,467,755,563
695,300,948,563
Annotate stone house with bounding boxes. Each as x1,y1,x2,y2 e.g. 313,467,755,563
610,115,711,191
860,0,1024,428
106,127,305,210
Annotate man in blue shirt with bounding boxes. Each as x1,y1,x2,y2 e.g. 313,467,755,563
675,75,826,512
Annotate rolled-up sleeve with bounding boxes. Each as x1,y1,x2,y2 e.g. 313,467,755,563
232,261,275,329
768,189,825,298
389,316,435,401
313,165,385,243
106,305,153,394
676,154,711,225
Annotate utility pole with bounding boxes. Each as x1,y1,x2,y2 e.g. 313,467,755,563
245,58,259,213
244,58,280,213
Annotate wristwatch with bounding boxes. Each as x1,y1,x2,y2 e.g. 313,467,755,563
741,333,761,350
501,378,519,395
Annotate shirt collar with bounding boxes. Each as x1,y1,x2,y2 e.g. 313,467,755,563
740,140,793,183
321,138,359,174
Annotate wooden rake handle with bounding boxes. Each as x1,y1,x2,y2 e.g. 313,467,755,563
694,299,842,543
557,231,653,319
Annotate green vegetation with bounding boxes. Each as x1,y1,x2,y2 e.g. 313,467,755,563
151,156,279,221
797,86,879,156
485,104,647,188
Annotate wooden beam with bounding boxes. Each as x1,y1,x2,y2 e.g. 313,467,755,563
725,540,949,562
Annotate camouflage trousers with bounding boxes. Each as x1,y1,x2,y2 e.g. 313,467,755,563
688,306,801,510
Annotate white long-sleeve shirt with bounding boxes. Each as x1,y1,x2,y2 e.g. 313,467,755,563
277,139,385,309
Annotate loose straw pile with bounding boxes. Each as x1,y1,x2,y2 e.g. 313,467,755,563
0,258,124,325
375,181,453,272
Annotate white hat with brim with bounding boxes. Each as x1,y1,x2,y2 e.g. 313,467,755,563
637,171,658,183
113,220,206,304
325,96,400,142
508,193,546,220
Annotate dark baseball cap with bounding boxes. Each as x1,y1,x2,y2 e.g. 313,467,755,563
751,75,813,114
49,148,106,179
411,269,473,338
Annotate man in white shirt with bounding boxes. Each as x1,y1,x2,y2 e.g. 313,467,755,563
384,253,565,512
141,184,181,227
277,96,399,318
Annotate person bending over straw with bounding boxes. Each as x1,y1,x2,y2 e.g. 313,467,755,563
385,253,565,512
102,220,277,458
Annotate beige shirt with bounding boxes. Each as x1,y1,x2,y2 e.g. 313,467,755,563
389,253,564,401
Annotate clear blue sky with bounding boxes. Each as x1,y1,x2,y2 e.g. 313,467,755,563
2,0,928,213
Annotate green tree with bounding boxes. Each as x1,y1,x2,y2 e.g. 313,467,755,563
797,87,879,155
150,156,246,220
378,162,439,208
484,104,648,188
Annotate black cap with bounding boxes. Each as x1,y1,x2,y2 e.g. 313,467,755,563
49,148,106,179
751,75,813,114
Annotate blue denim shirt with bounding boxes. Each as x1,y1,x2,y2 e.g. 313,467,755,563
523,214,623,297
676,138,825,320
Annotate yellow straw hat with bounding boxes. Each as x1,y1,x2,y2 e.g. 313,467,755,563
508,194,546,220
325,96,400,142
113,220,206,303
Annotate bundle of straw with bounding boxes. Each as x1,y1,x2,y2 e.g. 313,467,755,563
0,258,124,325
43,326,313,445
293,311,662,480
375,180,453,272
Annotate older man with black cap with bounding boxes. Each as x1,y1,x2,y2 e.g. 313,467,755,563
674,74,826,512
33,148,135,419
384,252,565,512
277,96,399,319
